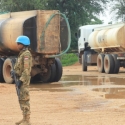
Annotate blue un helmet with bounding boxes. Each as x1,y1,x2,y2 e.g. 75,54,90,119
16,36,30,46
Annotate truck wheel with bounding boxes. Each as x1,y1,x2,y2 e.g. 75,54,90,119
41,65,51,83
104,54,114,74
3,58,14,84
49,63,56,82
41,64,56,83
112,54,120,74
31,74,41,83
53,58,62,82
97,54,105,73
82,54,87,71
0,58,4,82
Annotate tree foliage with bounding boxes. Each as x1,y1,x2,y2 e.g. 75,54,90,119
0,0,46,12
0,0,108,50
43,0,108,49
110,0,125,21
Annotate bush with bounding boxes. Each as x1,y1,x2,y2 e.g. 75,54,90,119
60,53,78,66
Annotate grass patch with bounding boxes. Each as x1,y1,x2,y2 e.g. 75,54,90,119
60,53,78,66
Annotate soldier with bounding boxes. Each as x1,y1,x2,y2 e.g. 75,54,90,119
14,36,32,125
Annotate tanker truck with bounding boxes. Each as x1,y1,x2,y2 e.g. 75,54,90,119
0,10,71,83
77,22,125,74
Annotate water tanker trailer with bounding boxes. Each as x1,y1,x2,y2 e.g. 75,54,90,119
0,10,71,83
77,23,125,74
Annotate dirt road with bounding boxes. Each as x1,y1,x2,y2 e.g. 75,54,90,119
1,64,125,125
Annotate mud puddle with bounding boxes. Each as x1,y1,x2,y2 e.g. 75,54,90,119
29,75,125,99
60,75,125,99
30,83,73,92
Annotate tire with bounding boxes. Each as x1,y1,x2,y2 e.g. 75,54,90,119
82,53,87,71
0,58,4,82
53,58,63,82
3,58,14,84
112,54,120,74
97,54,105,73
31,74,42,83
104,54,114,74
49,63,56,82
41,63,56,83
41,65,51,83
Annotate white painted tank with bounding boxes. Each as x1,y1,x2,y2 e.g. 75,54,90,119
88,23,125,51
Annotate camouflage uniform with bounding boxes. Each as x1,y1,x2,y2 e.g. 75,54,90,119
14,48,32,125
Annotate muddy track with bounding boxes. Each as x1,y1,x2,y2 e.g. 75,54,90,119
0,65,125,125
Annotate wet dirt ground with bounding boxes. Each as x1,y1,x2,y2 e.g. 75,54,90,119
1,64,125,125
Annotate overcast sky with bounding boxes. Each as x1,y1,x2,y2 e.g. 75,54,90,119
99,1,122,24
99,2,112,24
100,11,111,24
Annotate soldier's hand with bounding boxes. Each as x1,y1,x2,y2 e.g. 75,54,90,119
17,80,22,89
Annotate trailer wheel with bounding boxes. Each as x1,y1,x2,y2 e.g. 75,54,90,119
82,54,87,71
0,58,4,82
41,64,56,83
104,54,114,74
31,74,42,83
112,54,120,74
53,58,62,82
97,54,105,73
3,58,14,84
49,63,56,82
41,65,51,83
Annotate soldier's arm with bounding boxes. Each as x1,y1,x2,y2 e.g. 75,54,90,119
19,52,32,83
14,58,20,76
14,58,18,70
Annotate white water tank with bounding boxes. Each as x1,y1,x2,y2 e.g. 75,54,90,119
88,23,125,50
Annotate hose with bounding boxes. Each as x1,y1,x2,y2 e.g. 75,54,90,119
40,12,71,58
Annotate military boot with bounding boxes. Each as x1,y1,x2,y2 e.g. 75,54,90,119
15,114,25,125
20,114,31,125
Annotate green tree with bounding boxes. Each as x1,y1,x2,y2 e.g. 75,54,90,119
110,0,125,21
0,0,46,12
43,0,108,49
0,0,108,50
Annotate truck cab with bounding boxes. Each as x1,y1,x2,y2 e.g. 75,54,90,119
78,25,94,54
78,24,106,64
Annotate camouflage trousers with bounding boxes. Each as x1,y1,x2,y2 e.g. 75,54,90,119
19,85,30,115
